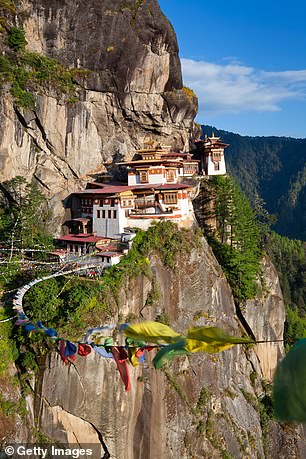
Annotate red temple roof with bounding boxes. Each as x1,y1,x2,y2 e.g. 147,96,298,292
58,234,104,243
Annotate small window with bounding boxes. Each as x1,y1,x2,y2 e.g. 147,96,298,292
102,210,105,218
166,170,175,182
113,210,117,219
107,257,111,263
214,162,220,171
97,210,100,218
108,210,112,219
164,193,177,204
139,170,148,183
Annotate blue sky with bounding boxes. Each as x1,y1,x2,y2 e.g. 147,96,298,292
158,0,306,137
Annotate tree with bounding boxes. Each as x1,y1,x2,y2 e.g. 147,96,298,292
202,176,261,301
0,176,53,251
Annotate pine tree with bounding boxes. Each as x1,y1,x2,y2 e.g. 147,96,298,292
0,176,52,250
201,176,261,301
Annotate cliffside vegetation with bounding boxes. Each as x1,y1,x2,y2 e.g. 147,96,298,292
0,221,202,437
0,221,202,368
0,176,53,250
201,125,306,241
0,23,81,108
21,222,202,337
200,126,306,348
195,175,261,301
265,232,306,347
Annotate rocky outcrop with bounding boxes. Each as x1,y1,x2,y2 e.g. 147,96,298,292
0,0,198,231
29,239,306,458
243,255,285,381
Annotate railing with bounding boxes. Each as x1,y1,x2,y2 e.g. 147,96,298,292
130,208,173,216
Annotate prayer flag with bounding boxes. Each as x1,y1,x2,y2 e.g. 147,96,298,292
185,326,253,353
124,321,182,344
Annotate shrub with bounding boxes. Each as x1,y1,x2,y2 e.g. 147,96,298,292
7,26,27,52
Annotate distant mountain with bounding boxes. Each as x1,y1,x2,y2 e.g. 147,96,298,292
201,125,306,241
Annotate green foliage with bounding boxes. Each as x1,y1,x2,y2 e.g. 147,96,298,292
120,0,144,24
155,311,170,325
10,81,35,109
266,232,306,346
284,307,306,345
21,52,76,94
0,0,16,13
145,285,159,306
0,176,53,250
0,309,18,373
19,222,201,340
18,351,38,372
24,278,64,325
200,176,261,301
0,258,22,289
194,387,210,415
7,26,27,51
0,393,16,416
0,55,13,80
0,28,79,108
130,220,202,269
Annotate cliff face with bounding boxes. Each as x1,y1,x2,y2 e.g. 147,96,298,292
0,0,197,230
24,239,306,458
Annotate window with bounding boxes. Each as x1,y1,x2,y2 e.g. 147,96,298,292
166,170,175,182
139,170,148,183
108,210,112,219
183,164,197,175
102,210,105,218
97,210,100,218
212,152,221,161
214,162,220,171
113,210,117,219
164,193,177,204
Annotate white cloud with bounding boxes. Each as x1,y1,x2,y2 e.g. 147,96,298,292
181,58,306,117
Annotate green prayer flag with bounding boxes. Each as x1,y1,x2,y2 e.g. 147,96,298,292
153,341,190,369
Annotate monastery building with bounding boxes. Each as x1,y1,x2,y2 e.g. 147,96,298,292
58,136,228,262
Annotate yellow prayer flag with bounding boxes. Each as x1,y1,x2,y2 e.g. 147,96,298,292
123,321,182,344
128,347,139,367
185,326,253,353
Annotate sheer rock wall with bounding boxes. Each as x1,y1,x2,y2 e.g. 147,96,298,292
0,0,197,231
30,239,306,458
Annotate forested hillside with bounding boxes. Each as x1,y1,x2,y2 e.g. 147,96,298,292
201,125,306,241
